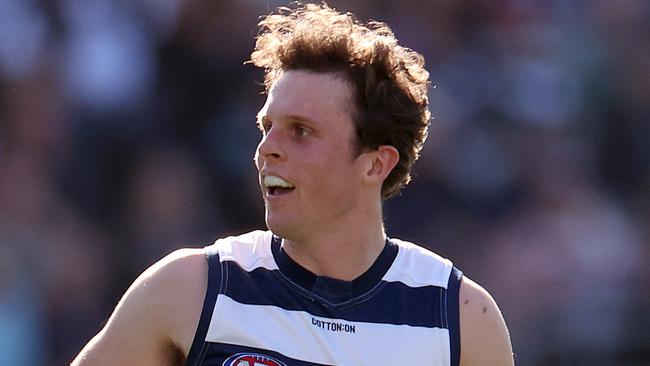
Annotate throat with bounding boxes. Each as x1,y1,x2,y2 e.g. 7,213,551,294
271,235,398,303
282,236,387,281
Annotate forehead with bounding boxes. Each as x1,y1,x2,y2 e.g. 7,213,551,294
259,70,355,127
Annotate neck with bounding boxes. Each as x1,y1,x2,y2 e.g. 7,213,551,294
281,198,386,281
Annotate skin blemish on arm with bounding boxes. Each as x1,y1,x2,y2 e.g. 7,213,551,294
482,306,487,314
464,300,469,305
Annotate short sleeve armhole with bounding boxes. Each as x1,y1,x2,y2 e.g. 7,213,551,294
446,266,463,366
184,246,222,366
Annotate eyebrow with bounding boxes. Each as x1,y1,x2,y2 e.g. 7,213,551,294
287,114,319,126
256,113,320,128
256,114,267,129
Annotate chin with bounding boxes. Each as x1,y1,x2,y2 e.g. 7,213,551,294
265,213,287,235
265,214,301,240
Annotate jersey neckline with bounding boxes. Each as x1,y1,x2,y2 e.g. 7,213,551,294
270,234,398,305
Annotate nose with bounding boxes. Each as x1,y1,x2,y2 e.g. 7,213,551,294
255,127,285,168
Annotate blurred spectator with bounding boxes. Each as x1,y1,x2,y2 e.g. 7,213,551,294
0,1,648,365
479,129,644,365
119,143,222,272
0,64,113,364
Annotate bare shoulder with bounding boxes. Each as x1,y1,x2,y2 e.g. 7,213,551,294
72,248,208,366
143,248,209,354
459,276,514,366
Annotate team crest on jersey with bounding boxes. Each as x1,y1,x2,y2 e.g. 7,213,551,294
222,352,287,366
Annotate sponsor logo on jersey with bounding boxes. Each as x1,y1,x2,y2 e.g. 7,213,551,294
312,317,356,333
222,352,287,366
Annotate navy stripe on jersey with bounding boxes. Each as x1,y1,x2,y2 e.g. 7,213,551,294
222,260,446,329
271,235,399,303
185,246,223,366
446,266,463,366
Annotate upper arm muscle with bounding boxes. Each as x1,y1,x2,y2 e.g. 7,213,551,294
459,276,514,366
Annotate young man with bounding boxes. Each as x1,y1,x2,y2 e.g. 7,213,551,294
73,4,513,366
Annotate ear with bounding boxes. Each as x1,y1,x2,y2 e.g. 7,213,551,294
362,145,399,185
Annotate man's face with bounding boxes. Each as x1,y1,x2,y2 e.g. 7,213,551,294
254,70,367,240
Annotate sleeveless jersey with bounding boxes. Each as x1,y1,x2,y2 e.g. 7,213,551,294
185,230,463,366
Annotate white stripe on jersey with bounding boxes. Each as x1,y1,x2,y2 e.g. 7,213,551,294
207,294,451,366
214,230,278,272
383,238,453,289
215,231,453,290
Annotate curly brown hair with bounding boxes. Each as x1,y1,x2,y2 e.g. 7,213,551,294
250,2,430,199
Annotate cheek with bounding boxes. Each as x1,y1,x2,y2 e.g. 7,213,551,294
295,139,359,192
304,156,358,196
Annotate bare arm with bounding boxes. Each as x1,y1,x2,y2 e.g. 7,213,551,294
459,276,514,366
71,248,208,366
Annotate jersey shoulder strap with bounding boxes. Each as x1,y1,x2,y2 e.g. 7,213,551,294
447,266,463,366
184,243,222,366
389,238,464,366
185,230,272,366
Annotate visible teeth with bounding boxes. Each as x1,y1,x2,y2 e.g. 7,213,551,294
263,175,294,188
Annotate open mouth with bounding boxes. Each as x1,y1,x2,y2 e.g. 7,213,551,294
268,186,295,196
263,175,295,197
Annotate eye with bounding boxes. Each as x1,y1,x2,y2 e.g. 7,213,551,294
293,124,310,137
260,120,272,134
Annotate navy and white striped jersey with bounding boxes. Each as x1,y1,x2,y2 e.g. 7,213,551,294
185,230,463,366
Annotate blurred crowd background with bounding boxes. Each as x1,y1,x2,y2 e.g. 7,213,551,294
0,0,648,365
